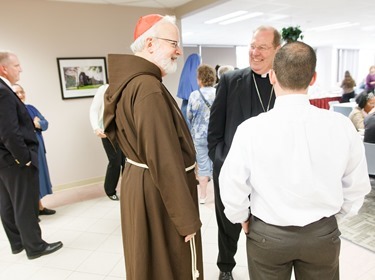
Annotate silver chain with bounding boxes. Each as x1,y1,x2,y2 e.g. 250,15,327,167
252,73,274,112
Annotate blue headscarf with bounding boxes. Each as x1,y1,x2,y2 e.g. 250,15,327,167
177,53,201,100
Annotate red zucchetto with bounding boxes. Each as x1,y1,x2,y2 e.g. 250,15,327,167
133,14,163,40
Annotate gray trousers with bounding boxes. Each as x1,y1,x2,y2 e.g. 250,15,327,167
247,215,340,280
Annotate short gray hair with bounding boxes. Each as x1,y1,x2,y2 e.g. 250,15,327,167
217,65,234,79
130,15,177,54
0,51,13,65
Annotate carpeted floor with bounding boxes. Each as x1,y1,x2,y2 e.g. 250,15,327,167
338,181,375,253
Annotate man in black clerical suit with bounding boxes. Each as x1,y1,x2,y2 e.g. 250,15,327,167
207,26,281,280
0,51,62,259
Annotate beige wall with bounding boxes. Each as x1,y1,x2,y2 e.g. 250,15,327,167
2,0,185,189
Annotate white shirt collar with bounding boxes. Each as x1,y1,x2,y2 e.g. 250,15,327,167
0,76,13,89
274,94,310,108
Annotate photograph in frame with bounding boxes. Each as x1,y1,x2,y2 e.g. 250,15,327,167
57,57,107,99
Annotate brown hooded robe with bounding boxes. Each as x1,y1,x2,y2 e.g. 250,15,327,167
104,54,203,280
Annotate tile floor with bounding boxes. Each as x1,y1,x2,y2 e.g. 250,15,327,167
0,181,374,280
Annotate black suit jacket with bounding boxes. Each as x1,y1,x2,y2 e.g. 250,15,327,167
0,78,39,169
207,67,253,173
208,67,276,176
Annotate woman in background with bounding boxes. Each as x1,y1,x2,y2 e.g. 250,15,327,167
349,90,375,131
13,84,55,216
187,64,216,204
340,70,356,103
365,65,375,93
177,53,201,127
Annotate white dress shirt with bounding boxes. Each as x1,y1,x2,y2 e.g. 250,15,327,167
0,76,12,89
89,84,108,131
220,94,371,227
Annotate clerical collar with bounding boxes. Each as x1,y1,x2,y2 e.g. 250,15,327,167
253,72,269,78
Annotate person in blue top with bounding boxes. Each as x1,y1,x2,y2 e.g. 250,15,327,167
13,84,55,217
177,53,201,127
187,64,216,204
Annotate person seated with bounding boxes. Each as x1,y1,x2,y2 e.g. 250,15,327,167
340,70,356,103
365,65,375,93
349,91,375,131
364,112,375,143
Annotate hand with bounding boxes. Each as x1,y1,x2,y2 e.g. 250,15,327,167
185,232,196,243
95,129,106,138
33,117,41,129
241,219,250,235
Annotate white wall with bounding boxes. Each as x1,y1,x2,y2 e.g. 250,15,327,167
311,46,375,97
2,0,184,189
3,0,375,189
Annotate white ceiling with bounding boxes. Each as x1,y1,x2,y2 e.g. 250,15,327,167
47,0,375,48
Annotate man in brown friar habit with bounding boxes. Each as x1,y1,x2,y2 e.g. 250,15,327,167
103,14,203,280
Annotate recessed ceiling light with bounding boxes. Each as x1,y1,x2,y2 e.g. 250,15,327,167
204,11,248,24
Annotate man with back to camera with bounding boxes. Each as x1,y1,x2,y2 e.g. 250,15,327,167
0,51,63,259
207,26,281,280
220,41,371,279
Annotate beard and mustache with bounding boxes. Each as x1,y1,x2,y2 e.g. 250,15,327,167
153,44,178,75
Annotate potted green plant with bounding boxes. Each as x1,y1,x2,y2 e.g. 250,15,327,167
281,26,304,44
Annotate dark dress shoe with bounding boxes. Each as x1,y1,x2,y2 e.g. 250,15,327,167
108,194,119,201
39,208,56,215
219,271,234,280
27,241,63,260
12,246,24,254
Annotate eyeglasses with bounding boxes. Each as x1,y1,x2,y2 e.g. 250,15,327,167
250,44,273,52
154,37,180,48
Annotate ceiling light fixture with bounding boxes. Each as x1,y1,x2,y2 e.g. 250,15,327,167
219,12,264,25
307,22,359,32
204,11,248,24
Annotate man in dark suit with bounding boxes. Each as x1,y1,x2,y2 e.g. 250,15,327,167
0,51,62,259
207,26,281,280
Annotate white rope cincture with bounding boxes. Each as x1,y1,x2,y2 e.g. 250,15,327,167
127,157,199,279
126,158,196,172
126,158,149,169
189,236,200,280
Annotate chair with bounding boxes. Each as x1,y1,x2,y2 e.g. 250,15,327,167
364,142,375,175
328,100,339,110
333,106,352,117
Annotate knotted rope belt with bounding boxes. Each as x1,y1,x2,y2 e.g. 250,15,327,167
127,158,196,172
126,158,199,279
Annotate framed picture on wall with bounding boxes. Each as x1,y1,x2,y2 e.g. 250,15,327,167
57,57,108,100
